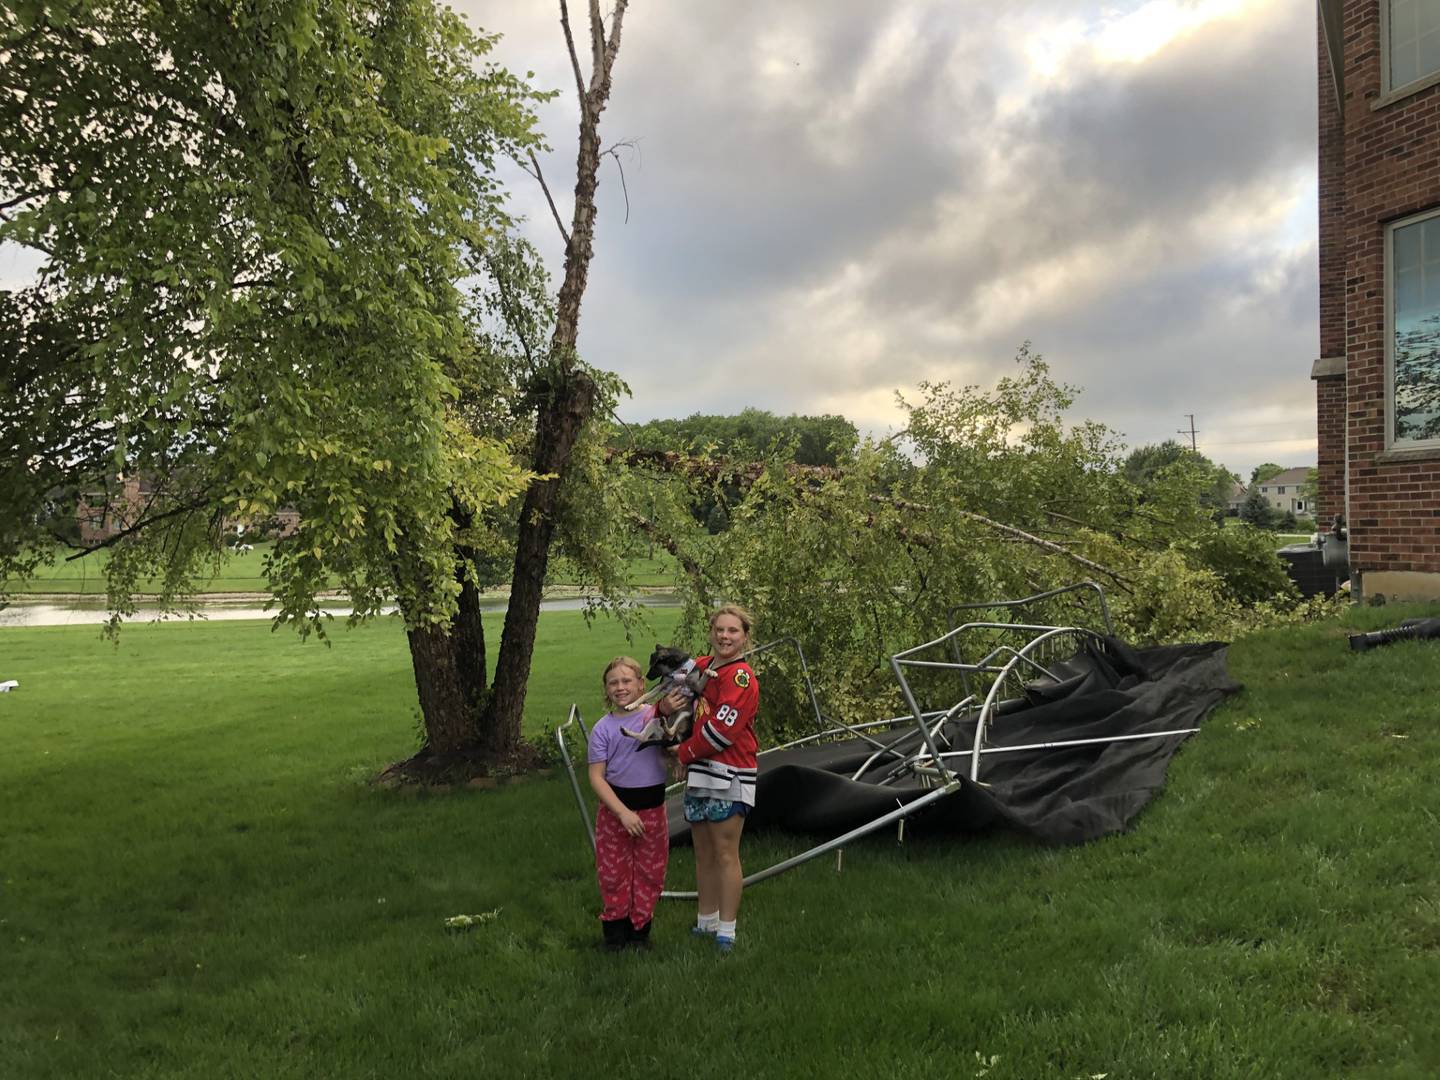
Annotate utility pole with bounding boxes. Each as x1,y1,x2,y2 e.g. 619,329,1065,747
1178,414,1197,452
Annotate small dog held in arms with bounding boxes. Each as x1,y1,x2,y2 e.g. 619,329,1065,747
619,645,717,747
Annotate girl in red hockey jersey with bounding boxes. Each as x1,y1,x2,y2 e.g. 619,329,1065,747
670,605,759,953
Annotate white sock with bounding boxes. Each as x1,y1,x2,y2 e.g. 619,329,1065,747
698,911,720,931
717,919,737,940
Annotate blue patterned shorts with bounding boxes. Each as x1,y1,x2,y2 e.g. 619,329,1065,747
683,792,750,823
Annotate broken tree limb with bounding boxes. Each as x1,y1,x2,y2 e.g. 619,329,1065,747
952,509,1133,593
606,447,1133,592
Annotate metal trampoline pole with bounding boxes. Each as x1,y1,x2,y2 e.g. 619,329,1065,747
890,656,955,781
937,727,1201,760
555,706,595,853
659,780,961,899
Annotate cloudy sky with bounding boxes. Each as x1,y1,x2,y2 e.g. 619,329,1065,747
0,0,1320,479
464,0,1320,479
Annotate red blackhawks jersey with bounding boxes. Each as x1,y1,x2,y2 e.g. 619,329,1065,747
675,656,759,805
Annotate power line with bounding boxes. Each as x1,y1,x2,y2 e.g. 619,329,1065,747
1200,421,1313,432
1199,438,1316,448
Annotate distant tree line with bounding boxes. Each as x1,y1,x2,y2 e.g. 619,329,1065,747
1120,440,1237,521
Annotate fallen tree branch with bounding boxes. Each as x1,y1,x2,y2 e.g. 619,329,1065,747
607,447,843,487
1044,506,1160,551
862,494,1130,589
608,447,1132,591
952,508,1133,593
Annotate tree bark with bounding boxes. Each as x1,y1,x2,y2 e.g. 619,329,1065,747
483,372,596,750
406,622,474,755
402,501,489,760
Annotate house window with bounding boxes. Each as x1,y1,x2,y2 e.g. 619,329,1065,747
1277,486,1286,494
1387,207,1440,447
1387,0,1440,92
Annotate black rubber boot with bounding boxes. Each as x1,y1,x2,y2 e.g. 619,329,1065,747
627,921,653,950
601,918,630,952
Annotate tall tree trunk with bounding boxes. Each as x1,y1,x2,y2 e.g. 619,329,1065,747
483,372,596,750
406,623,473,755
480,0,628,746
403,501,489,759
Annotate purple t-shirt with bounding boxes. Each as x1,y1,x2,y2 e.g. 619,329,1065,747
587,706,668,788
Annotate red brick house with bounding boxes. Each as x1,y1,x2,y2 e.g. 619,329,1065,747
77,475,150,545
76,475,300,544
1315,0,1440,601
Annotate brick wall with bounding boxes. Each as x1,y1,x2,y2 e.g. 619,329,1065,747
1316,375,1346,523
1318,19,1346,360
1315,15,1347,525
1335,0,1440,579
75,476,144,544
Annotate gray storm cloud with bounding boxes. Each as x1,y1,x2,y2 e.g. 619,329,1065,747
458,0,1320,472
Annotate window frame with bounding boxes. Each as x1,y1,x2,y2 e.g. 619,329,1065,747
1384,204,1440,452
1382,0,1440,99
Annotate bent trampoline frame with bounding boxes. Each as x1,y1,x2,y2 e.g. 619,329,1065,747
556,583,1200,896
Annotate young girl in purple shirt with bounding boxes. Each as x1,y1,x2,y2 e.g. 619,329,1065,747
587,656,670,950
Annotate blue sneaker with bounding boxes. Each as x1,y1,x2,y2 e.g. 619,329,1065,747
690,925,717,939
715,935,735,954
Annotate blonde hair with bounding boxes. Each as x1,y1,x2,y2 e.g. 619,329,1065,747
709,604,755,642
601,655,644,698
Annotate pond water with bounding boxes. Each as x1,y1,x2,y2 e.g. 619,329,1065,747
0,593,679,628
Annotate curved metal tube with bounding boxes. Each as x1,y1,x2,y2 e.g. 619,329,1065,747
967,626,1107,781
948,581,1113,637
849,696,973,782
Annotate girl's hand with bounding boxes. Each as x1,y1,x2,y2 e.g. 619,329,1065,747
620,808,645,837
656,689,687,716
662,745,683,781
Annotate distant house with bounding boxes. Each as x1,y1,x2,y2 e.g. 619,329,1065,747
1253,467,1313,517
1226,480,1248,515
1314,1,1440,601
76,475,300,544
77,475,150,544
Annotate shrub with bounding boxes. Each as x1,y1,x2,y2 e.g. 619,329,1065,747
1181,526,1299,606
1116,550,1227,643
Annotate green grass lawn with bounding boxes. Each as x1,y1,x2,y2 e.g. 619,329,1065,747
2,606,1438,1078
5,545,679,595
7,544,281,595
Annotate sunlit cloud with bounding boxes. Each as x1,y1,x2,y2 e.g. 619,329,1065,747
1095,0,1254,64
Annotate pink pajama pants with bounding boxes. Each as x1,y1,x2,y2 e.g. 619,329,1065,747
594,803,670,929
